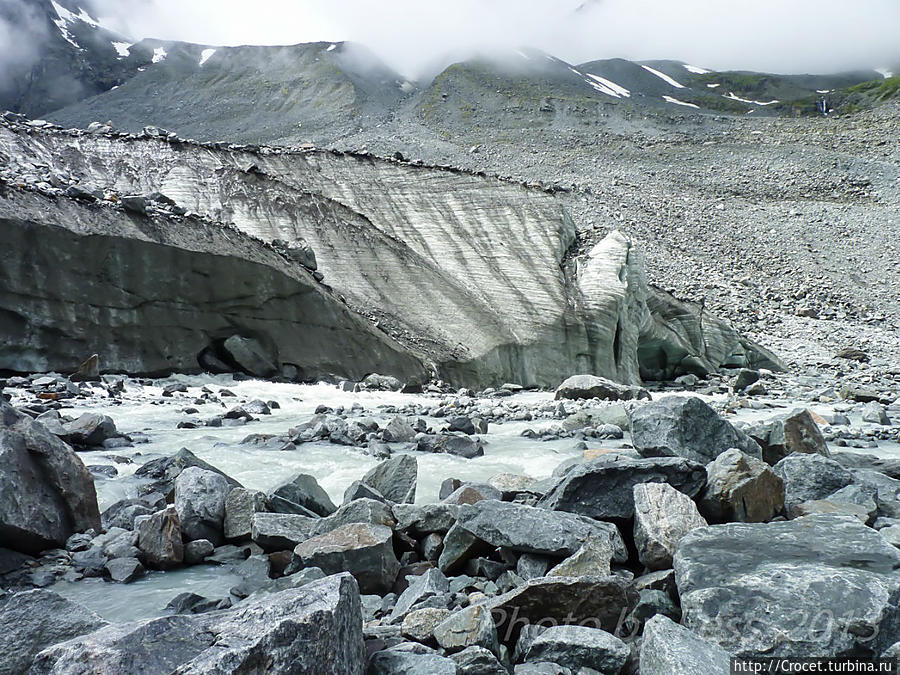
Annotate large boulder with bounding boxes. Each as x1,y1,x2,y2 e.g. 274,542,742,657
134,448,241,499
433,604,500,656
138,506,184,569
60,412,118,447
0,401,100,555
174,467,231,545
540,455,706,521
360,454,417,504
629,396,761,463
452,499,627,561
269,473,336,516
31,574,365,674
523,625,629,673
0,589,107,675
772,454,854,516
781,409,830,457
674,514,900,656
221,334,279,378
633,482,707,570
639,615,730,675
292,523,399,594
223,488,268,541
700,448,785,523
554,374,649,401
368,648,458,675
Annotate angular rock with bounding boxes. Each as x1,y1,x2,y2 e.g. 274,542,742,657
862,402,891,425
222,334,278,378
633,482,708,570
382,416,417,443
524,625,629,673
0,589,107,675
433,435,483,459
455,499,627,561
639,615,730,675
293,523,400,594
700,448,785,523
540,455,706,521
401,607,452,643
393,503,460,535
438,523,489,574
269,473,336,516
391,567,451,621
252,498,395,550
31,574,366,674
368,648,458,675
733,368,759,391
442,484,502,505
433,604,500,655
773,454,854,516
105,557,145,583
184,539,214,564
0,401,100,555
61,413,118,447
546,537,612,578
224,487,268,541
362,454,417,504
450,645,507,675
174,467,231,545
138,506,184,569
674,514,900,656
134,447,242,499
630,396,761,463
781,409,831,457
554,374,649,401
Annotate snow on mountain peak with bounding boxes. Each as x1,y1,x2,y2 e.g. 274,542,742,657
199,48,216,66
683,64,710,74
152,47,168,64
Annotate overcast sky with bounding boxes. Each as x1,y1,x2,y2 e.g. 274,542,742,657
93,0,900,78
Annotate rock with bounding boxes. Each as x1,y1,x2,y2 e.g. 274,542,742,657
71,354,100,382
0,400,101,554
383,416,417,443
700,448,785,523
773,454,854,516
433,604,500,655
224,488,268,541
639,615,730,675
393,503,460,535
674,514,900,656
120,194,148,214
450,645,507,675
781,409,830,457
174,467,231,544
252,498,395,550
0,589,107,675
453,500,627,561
490,576,636,645
433,435,484,459
134,447,241,499
362,454,418,504
851,470,900,519
629,396,761,463
546,537,613,578
164,592,231,615
61,413,117,446
442,484,502,505
184,539,214,564
138,506,184,569
633,482,708,570
343,481,387,504
540,455,706,521
862,402,891,425
791,499,872,522
362,374,403,391
554,374,650,401
368,648,458,675
438,523,488,575
447,416,476,435
524,625,629,673
831,453,900,480
31,574,366,674
401,607,452,643
629,587,681,625
222,334,279,378
841,385,882,403
835,348,870,363
391,567,451,621
293,523,400,594
270,473,336,516
733,368,759,391
487,473,537,499
105,557,145,583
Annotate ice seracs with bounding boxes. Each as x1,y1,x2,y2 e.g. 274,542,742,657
199,49,216,66
641,65,685,88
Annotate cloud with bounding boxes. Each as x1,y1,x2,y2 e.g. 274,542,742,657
92,0,900,79
0,0,47,94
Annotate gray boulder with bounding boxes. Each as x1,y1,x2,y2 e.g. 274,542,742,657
401,607,452,642
383,416,417,443
0,590,107,675
433,435,484,459
222,334,279,378
31,574,365,674
772,454,854,516
60,412,118,447
862,402,891,425
269,473,336,516
293,523,399,594
138,506,184,569
540,455,706,521
546,537,613,578
391,567,451,621
361,454,418,504
433,604,500,656
524,625,629,673
223,488,268,541
174,467,231,545
640,615,730,675
674,514,900,656
780,409,831,457
633,482,707,570
393,503,460,535
554,374,649,401
630,396,761,463
453,499,627,560
700,448,785,523
442,483,503,505
134,448,242,499
450,646,507,675
0,401,101,555
368,648,458,675
105,557,145,583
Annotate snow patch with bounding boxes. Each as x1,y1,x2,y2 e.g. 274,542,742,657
50,1,81,49
326,44,337,52
707,83,721,88
663,95,699,109
723,92,778,106
112,41,131,58
152,47,168,64
684,64,711,75
641,65,685,88
199,48,216,66
585,73,630,98
875,67,894,79
514,49,530,60
816,89,832,94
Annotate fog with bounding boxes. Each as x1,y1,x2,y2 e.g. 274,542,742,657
63,0,900,79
